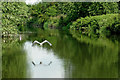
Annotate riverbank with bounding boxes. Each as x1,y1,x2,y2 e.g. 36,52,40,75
2,2,119,37
69,14,120,36
2,14,120,38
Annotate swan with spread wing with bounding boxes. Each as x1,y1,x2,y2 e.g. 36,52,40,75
32,40,52,46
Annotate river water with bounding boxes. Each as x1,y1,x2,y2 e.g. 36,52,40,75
2,30,120,78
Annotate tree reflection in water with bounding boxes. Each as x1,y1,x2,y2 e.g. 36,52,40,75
2,30,120,78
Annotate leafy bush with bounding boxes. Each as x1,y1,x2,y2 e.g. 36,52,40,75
43,21,48,30
62,22,72,30
70,14,120,36
43,14,66,29
57,2,118,27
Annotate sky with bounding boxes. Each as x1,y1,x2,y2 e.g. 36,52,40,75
25,0,42,5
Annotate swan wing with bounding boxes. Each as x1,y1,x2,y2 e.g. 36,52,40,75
33,40,40,45
41,40,52,46
46,41,52,46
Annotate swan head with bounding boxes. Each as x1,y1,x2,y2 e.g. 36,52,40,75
44,40,47,42
40,62,42,64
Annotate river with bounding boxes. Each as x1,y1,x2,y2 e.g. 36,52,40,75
2,29,120,78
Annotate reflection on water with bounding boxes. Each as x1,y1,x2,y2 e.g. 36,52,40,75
24,41,64,78
2,30,120,78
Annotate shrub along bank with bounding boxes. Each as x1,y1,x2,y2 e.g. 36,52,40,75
70,14,120,36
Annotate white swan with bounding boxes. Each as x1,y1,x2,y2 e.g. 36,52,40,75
32,40,52,46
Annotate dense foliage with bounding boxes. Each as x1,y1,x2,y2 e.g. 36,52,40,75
1,2,119,36
2,2,30,36
28,2,119,30
70,14,120,36
58,2,118,30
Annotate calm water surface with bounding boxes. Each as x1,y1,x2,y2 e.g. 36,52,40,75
2,30,120,78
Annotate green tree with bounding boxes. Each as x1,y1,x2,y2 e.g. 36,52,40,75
2,2,29,36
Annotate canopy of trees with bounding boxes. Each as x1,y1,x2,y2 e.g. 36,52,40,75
1,2,119,36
